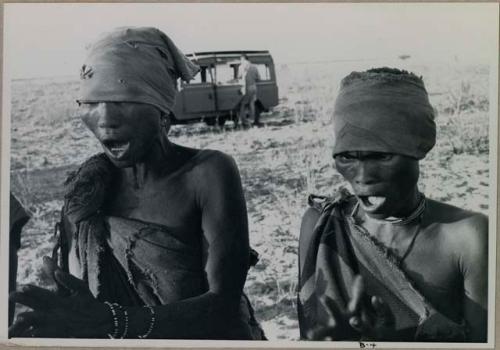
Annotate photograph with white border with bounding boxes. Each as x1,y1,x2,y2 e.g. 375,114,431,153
1,2,498,348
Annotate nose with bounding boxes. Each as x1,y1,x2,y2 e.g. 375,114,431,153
353,160,377,185
96,103,121,129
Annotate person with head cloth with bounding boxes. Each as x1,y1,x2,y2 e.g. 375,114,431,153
298,68,488,342
9,27,265,340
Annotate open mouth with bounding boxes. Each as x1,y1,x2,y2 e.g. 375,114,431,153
358,195,387,211
102,140,130,159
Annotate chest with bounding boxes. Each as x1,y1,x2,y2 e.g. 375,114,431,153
398,227,463,321
359,221,463,320
105,175,200,229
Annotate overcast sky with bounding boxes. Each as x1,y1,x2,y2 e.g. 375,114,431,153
4,3,498,79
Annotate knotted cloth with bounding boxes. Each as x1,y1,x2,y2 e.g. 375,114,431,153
332,68,436,160
78,27,199,114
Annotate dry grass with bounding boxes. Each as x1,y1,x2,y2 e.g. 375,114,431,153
9,61,490,340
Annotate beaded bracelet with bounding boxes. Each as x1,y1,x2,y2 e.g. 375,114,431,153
112,303,129,339
104,302,119,339
138,306,156,339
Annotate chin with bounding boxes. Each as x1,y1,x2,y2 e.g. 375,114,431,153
104,154,136,168
364,211,392,220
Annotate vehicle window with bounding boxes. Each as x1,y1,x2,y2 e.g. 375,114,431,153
189,65,212,84
184,60,272,85
215,63,239,85
255,64,271,81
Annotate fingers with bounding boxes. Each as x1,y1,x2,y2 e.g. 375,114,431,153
10,285,60,311
350,296,394,334
371,296,395,329
349,316,362,332
348,275,364,314
349,307,371,334
320,295,345,328
309,296,348,340
53,269,90,296
41,256,71,297
307,325,337,341
9,311,44,337
315,296,363,340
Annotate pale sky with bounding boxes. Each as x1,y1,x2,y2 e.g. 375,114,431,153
4,3,499,79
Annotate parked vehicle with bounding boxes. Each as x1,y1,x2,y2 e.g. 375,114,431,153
171,50,279,126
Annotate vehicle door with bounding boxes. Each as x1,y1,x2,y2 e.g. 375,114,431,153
254,58,279,109
213,58,243,113
173,63,217,122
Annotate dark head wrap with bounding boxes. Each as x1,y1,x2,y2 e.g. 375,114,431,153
78,27,199,114
332,68,436,160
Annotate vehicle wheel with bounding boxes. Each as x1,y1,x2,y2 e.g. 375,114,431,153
204,118,216,126
205,117,226,127
217,117,226,127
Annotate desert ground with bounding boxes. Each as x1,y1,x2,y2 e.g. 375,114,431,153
9,60,490,340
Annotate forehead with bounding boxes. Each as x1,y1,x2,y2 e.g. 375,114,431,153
79,101,161,112
336,151,395,157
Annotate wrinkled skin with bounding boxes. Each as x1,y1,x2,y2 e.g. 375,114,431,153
334,151,420,220
10,101,253,339
299,150,488,341
78,102,164,168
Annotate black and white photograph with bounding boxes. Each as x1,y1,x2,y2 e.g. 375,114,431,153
1,2,498,347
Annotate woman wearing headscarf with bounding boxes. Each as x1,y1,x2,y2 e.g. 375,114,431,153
9,27,264,340
298,68,487,342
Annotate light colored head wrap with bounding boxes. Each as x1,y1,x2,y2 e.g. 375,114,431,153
78,27,199,114
332,68,436,160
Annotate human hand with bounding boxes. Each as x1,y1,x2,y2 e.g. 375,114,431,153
9,256,112,338
307,275,395,341
415,312,467,342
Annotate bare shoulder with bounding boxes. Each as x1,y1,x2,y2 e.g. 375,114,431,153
425,198,488,254
426,199,487,230
185,148,243,206
192,149,240,180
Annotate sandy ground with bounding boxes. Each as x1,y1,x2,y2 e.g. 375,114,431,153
9,61,490,340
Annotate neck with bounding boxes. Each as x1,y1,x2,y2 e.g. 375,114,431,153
394,188,422,218
121,134,179,189
355,188,425,226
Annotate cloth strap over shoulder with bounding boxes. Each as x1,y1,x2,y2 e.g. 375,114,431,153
297,189,466,341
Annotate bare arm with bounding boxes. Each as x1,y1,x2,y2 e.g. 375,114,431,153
255,66,261,82
126,151,251,339
11,152,252,339
459,214,488,342
122,152,250,338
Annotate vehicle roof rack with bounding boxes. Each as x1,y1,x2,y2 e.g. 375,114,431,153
186,50,270,58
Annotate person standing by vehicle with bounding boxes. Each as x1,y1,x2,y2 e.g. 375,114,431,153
238,55,262,128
